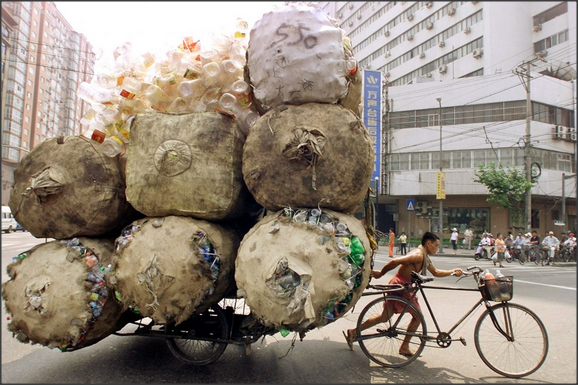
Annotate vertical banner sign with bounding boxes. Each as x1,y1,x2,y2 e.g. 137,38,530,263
363,70,382,192
436,171,446,199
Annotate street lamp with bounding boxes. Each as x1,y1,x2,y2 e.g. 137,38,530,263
436,97,444,253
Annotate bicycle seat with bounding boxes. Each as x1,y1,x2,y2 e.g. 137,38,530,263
411,271,433,283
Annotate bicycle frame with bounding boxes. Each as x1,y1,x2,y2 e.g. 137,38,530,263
379,280,514,344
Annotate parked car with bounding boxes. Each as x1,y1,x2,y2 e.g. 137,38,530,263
2,206,18,233
15,222,26,232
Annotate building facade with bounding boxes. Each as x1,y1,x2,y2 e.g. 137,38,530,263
316,1,577,240
1,1,95,205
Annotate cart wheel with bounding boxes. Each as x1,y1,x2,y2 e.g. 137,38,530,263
166,304,229,365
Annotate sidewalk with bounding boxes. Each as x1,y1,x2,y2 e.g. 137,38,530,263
373,245,576,266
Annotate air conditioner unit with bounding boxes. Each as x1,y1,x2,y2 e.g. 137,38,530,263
426,1,433,8
425,73,432,78
384,72,391,78
439,64,447,73
535,50,547,59
555,125,566,139
416,201,427,213
366,63,372,69
407,34,414,41
384,50,391,58
568,128,577,141
419,52,426,59
407,14,414,21
385,30,390,37
464,26,471,34
473,48,483,58
348,20,354,27
357,14,362,20
349,3,354,9
447,8,456,16
426,22,434,30
338,13,343,19
439,40,445,47
533,24,542,32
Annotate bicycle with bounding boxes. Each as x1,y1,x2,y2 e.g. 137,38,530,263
353,266,549,378
526,245,544,265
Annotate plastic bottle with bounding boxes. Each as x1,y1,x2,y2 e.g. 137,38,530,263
483,269,500,301
168,97,188,113
201,62,222,87
495,269,509,301
231,79,252,108
82,127,106,143
218,92,240,116
100,135,127,157
145,84,172,111
119,77,142,100
154,73,179,96
77,82,98,103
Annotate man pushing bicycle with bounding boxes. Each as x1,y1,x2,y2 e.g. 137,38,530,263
343,232,463,357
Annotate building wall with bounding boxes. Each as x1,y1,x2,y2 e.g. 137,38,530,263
0,1,95,206
316,1,577,237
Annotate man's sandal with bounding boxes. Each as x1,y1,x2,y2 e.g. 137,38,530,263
342,330,354,351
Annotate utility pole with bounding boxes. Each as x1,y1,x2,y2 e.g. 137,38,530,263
514,60,538,232
523,61,532,233
436,97,444,252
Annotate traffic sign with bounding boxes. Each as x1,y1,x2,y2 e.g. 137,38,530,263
406,199,415,211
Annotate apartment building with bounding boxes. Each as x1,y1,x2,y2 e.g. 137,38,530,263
316,1,576,239
1,1,95,205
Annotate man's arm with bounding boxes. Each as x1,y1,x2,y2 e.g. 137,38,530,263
427,262,463,278
371,251,423,279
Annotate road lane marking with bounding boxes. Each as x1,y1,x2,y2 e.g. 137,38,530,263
514,279,576,290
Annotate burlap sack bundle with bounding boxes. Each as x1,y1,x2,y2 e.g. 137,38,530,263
247,3,360,113
8,136,134,239
111,215,239,325
125,112,258,220
235,208,372,332
2,237,123,351
242,103,374,213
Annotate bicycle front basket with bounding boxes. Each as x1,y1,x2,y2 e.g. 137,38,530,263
479,276,514,302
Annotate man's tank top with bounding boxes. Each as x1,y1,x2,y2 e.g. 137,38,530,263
419,244,431,275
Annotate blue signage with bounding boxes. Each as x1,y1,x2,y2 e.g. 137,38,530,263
362,70,382,185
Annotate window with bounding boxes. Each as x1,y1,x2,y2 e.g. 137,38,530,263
534,2,567,25
26,104,30,110
27,92,31,98
446,208,490,236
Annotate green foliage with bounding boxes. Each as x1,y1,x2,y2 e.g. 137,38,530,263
473,163,533,213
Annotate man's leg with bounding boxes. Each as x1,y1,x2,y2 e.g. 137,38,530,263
345,301,395,347
399,311,421,356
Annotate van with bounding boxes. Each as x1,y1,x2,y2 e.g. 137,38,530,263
2,206,18,233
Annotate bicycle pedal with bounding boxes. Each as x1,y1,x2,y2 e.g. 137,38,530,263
459,337,467,346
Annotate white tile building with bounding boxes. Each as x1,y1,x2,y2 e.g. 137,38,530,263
315,1,576,240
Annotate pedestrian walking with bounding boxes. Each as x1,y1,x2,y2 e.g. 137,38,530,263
450,228,459,255
388,228,395,258
464,227,473,250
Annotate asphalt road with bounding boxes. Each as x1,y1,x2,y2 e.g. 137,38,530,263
1,233,576,383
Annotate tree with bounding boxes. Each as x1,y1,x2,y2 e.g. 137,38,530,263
473,163,534,227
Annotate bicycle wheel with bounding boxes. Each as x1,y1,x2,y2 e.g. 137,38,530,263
356,296,427,368
474,302,548,378
166,304,229,365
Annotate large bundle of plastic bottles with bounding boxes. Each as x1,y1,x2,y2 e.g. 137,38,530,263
77,18,259,157
3,2,376,354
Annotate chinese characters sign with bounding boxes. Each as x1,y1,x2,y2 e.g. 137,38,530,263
362,70,382,188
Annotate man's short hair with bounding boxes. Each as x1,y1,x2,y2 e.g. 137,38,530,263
421,231,439,246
